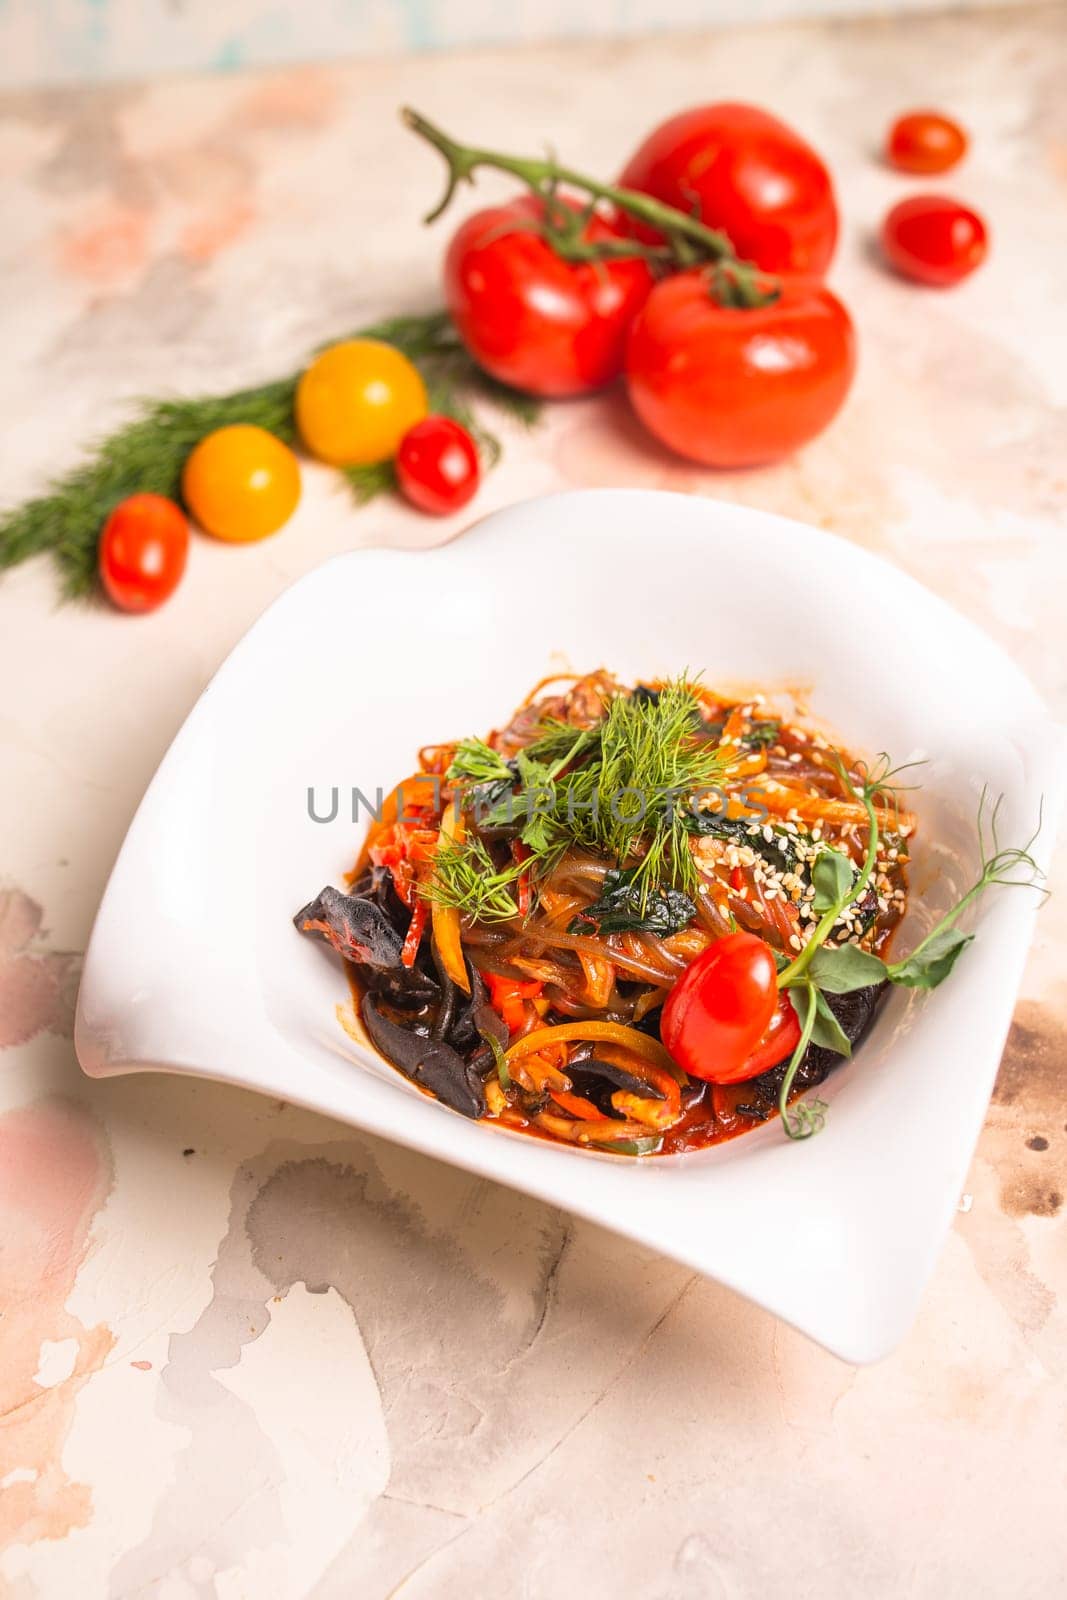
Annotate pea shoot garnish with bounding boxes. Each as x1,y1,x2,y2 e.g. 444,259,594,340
775,769,1046,1139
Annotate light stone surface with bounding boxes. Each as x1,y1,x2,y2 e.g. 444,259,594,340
1,6,1065,1597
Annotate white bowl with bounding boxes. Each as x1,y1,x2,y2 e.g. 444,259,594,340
75,490,1063,1363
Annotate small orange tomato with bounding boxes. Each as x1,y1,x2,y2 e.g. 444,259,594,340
182,424,301,542
887,111,968,175
296,339,427,466
99,493,188,612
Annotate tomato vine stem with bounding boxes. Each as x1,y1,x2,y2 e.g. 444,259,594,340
402,106,779,304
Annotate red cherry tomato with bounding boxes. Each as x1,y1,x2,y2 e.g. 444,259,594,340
661,932,780,1084
618,102,838,276
739,994,802,1077
881,195,988,287
887,111,967,175
444,194,654,397
625,271,856,467
396,416,480,515
98,493,189,613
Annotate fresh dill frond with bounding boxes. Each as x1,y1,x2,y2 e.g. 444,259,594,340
421,835,525,923
524,717,604,765
0,310,541,600
431,680,729,922
447,738,512,785
552,678,726,899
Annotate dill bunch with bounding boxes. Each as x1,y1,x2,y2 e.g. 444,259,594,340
1,310,539,600
434,679,728,920
546,679,726,898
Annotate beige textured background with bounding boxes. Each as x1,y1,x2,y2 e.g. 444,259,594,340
1,4,1065,1596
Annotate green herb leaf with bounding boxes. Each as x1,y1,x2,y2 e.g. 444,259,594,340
779,982,823,1141
888,927,973,989
807,944,888,994
811,848,854,912
590,1135,663,1156
421,835,524,923
448,738,513,785
571,867,696,936
523,678,728,901
806,989,854,1057
481,1028,512,1089
684,810,798,874
743,719,781,749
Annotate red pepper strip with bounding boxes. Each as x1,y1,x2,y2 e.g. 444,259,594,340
486,972,544,1034
370,826,415,906
370,834,403,869
730,865,745,891
550,1089,603,1122
401,899,429,968
512,840,532,917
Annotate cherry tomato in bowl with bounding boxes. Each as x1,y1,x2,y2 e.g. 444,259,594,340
98,493,188,613
740,993,802,1077
396,416,480,515
661,932,780,1084
297,338,428,466
618,102,839,276
444,193,654,397
886,111,967,175
881,194,988,286
625,271,856,467
182,424,301,542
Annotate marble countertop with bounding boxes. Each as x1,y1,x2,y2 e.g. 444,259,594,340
2,6,1066,1596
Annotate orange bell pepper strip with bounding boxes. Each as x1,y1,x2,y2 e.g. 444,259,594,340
431,802,470,993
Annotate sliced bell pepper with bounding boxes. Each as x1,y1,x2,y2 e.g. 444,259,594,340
485,972,544,1034
431,804,471,993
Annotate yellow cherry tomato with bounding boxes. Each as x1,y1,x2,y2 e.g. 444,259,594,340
182,424,301,543
296,339,428,466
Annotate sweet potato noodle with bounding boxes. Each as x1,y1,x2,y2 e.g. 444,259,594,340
294,672,910,1155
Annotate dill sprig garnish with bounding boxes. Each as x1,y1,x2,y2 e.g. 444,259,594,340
534,678,726,901
0,310,540,600
421,834,527,923
431,679,728,923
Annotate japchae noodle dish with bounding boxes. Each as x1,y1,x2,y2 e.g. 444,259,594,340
295,672,1041,1154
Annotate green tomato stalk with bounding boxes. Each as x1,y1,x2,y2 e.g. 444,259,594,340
402,108,780,307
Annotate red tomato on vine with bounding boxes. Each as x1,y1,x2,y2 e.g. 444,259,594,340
443,194,654,397
625,269,856,467
618,103,839,276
